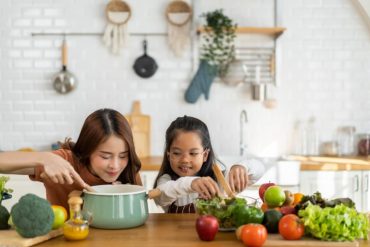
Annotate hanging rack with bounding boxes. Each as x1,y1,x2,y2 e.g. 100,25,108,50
31,32,168,37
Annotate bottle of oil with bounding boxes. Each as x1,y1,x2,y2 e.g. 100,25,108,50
63,196,89,241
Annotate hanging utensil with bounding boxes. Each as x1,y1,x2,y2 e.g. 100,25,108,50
53,38,77,94
133,39,158,78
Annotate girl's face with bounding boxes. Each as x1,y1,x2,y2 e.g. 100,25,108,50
89,135,129,183
167,131,209,177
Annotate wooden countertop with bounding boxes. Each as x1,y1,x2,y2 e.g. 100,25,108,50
36,214,368,247
287,155,370,171
140,156,162,171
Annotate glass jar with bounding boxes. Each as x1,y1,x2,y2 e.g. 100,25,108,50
337,126,356,156
63,196,89,241
357,133,370,156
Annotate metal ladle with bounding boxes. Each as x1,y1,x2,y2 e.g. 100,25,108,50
53,38,77,94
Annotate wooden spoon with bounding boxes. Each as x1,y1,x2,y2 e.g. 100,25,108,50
212,163,235,198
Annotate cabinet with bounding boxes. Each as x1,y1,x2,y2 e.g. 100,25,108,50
0,174,46,211
140,171,164,213
300,171,369,212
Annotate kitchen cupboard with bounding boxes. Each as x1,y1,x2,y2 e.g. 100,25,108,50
300,171,369,212
0,174,46,211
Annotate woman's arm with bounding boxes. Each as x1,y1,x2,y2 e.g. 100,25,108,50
0,151,89,188
0,151,53,174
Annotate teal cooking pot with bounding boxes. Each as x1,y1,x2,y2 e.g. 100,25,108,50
82,184,160,229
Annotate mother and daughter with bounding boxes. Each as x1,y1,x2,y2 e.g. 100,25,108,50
0,109,264,213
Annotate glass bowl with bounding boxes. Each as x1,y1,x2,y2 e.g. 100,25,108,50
194,196,259,231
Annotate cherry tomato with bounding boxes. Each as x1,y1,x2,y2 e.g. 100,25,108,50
240,223,267,247
278,214,305,240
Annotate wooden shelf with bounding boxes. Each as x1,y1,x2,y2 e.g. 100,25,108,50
197,26,286,37
286,155,370,166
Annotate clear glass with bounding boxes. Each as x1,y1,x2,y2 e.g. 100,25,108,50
337,126,356,156
63,205,89,240
306,118,319,156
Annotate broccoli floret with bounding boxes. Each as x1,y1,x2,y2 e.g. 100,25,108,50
11,193,54,238
0,205,10,230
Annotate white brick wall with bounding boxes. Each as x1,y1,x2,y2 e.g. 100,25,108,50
0,0,370,158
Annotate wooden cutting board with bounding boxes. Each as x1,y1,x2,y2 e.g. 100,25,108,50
265,234,359,247
125,101,151,158
0,228,63,247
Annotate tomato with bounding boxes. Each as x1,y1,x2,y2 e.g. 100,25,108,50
240,223,267,247
278,214,304,240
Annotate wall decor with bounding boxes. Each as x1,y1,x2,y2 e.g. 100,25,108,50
102,0,131,54
165,0,192,57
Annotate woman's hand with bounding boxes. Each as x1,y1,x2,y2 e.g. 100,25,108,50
228,165,248,193
191,176,221,199
40,152,89,189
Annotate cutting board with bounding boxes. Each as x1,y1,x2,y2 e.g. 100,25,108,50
265,234,359,247
125,101,151,158
0,228,63,247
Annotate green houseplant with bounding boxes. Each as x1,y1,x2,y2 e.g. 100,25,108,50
185,9,237,103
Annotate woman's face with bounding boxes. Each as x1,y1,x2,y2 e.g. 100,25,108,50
89,135,129,183
167,131,209,177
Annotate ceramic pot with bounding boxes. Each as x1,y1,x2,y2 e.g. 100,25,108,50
82,184,160,229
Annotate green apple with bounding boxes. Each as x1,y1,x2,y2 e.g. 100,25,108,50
264,186,286,208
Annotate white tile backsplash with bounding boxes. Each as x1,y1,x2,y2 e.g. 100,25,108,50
0,0,370,157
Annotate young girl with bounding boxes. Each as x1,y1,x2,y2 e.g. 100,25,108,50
0,108,142,210
154,115,264,213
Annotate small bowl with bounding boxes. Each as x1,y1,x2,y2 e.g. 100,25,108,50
194,196,259,231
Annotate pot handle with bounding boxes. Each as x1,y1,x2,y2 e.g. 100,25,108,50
147,188,161,199
69,190,83,198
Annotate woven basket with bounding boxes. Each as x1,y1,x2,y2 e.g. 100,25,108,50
165,1,192,26
105,0,131,25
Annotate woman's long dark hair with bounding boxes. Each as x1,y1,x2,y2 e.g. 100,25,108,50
61,108,141,184
154,116,216,188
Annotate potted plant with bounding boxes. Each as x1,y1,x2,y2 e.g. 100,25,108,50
185,9,237,103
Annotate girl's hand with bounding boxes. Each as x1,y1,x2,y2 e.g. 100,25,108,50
191,176,221,199
229,165,248,193
40,152,89,189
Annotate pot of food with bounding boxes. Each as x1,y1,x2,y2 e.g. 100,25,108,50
81,184,160,229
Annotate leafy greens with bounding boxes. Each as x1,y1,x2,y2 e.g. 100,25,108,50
298,203,369,241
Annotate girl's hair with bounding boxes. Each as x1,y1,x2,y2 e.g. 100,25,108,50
154,115,216,188
61,108,141,184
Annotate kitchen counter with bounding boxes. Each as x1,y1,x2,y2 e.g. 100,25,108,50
287,155,370,171
36,213,368,247
141,156,162,171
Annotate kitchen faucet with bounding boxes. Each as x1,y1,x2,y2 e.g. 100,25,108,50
240,110,248,156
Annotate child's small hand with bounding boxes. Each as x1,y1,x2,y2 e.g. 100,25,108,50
229,165,248,193
191,177,221,199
